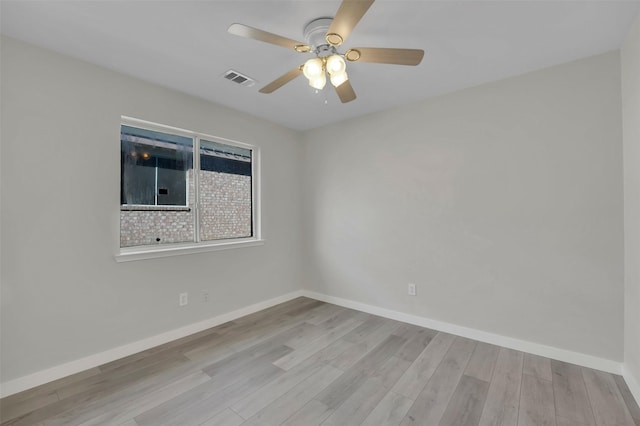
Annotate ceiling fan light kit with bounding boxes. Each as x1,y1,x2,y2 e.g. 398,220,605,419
302,54,349,90
228,0,424,103
330,72,348,88
327,55,346,74
302,57,324,80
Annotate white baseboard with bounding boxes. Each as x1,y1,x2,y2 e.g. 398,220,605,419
301,290,623,375
0,290,305,398
622,364,640,408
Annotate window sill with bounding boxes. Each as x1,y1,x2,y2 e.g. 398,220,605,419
115,238,265,262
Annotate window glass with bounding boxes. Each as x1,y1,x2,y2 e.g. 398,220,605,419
120,125,192,207
199,140,253,241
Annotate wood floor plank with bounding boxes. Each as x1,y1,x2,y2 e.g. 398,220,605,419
202,344,292,385
214,312,316,354
0,390,58,423
328,321,405,371
557,416,589,426
241,364,342,425
73,371,211,426
280,399,333,426
229,361,325,419
272,316,365,370
477,348,524,426
199,408,244,426
303,304,347,326
551,360,596,426
135,364,283,426
280,322,326,349
371,356,413,389
518,373,556,426
325,341,375,372
42,363,205,425
392,332,456,399
298,337,356,366
582,368,636,426
315,369,370,411
231,298,322,327
465,342,499,383
392,323,424,339
350,335,407,374
322,377,390,426
523,353,553,381
98,329,220,374
56,353,190,400
360,391,413,426
341,316,387,344
614,375,640,424
0,366,100,414
283,300,326,317
438,375,490,426
317,308,369,332
395,327,439,363
3,356,194,426
400,337,477,425
134,347,291,425
184,298,327,363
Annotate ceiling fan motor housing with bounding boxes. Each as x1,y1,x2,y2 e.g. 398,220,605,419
303,18,335,55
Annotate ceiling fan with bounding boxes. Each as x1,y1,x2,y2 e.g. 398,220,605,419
227,0,424,103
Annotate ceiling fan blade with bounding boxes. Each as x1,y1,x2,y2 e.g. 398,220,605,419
259,67,304,94
326,0,375,46
335,80,357,103
346,47,424,65
228,23,311,52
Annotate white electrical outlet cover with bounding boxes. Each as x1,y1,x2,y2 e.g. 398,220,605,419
179,293,188,306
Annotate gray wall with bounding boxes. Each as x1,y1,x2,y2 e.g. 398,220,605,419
302,52,624,361
622,15,640,391
0,36,304,382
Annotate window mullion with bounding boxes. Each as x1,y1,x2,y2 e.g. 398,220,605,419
154,157,158,206
193,137,201,243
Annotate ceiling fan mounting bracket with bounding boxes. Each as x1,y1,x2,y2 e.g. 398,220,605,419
303,17,333,49
315,44,337,58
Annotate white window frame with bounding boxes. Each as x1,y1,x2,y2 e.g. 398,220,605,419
116,116,263,262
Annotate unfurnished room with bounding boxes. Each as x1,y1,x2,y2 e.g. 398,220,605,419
1,0,640,425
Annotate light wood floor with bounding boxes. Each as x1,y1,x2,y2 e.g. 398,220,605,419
1,297,639,426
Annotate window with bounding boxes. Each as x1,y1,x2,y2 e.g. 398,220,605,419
118,117,261,259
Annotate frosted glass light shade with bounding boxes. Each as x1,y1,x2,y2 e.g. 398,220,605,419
309,73,327,90
303,58,324,79
330,71,348,87
326,55,346,75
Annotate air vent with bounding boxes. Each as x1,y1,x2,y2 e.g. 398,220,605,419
222,70,256,87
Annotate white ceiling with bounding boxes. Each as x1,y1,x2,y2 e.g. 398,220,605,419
2,0,639,131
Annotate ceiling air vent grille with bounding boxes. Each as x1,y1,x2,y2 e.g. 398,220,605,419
222,70,256,87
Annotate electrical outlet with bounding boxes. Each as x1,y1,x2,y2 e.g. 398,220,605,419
179,292,188,306
201,290,209,303
408,283,417,296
